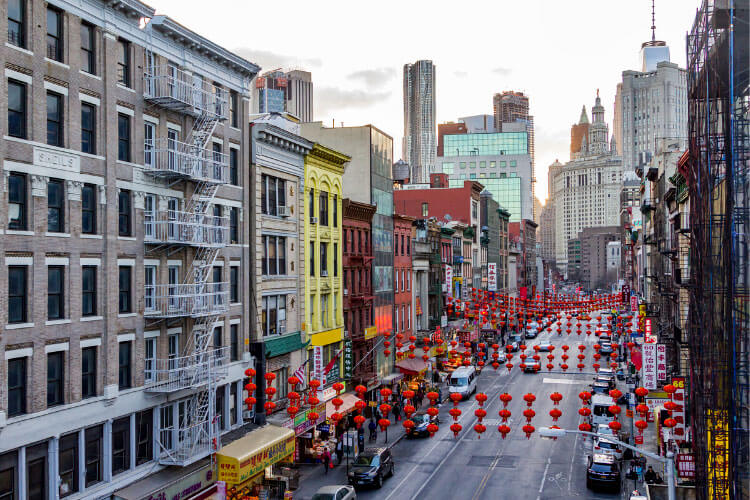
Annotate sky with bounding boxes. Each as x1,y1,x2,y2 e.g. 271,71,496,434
147,0,699,202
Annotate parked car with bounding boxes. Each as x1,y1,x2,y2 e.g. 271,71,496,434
591,381,611,395
586,454,622,492
313,485,357,500
408,412,439,438
348,448,394,488
510,334,524,345
593,436,624,460
599,343,614,356
594,374,616,390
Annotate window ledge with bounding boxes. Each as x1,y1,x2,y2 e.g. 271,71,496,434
80,234,103,239
46,232,71,238
230,302,242,307
5,322,34,330
45,319,71,326
117,236,136,241
6,230,34,236
5,42,33,56
118,313,137,318
44,57,69,69
116,83,136,93
79,70,102,81
80,316,103,322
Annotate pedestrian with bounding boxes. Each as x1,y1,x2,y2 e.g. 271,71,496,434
358,426,365,451
644,466,657,484
368,419,377,442
393,401,401,421
335,438,343,465
322,448,332,474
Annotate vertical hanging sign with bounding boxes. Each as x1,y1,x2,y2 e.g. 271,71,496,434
642,343,658,390
487,263,497,291
343,339,353,380
313,346,324,384
445,266,453,297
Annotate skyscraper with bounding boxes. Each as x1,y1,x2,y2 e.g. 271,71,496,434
286,70,314,122
253,69,314,122
403,60,436,184
493,91,535,195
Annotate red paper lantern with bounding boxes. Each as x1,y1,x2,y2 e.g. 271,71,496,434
549,408,562,422
523,393,536,406
378,418,391,431
635,420,648,434
635,387,649,398
498,424,511,439
578,407,591,417
579,422,592,432
450,423,462,438
522,424,535,439
636,404,650,417
426,423,439,437
663,418,677,428
608,421,622,432
498,409,511,422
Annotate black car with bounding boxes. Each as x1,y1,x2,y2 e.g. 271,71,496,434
599,343,614,355
586,454,621,492
348,448,394,489
591,381,611,395
408,412,439,438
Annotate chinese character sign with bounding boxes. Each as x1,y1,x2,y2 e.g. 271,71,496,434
672,377,687,441
487,263,497,291
656,344,667,380
343,340,353,380
445,266,453,297
313,346,324,385
676,453,696,479
642,343,658,390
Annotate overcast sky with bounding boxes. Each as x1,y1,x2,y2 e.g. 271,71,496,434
147,0,698,201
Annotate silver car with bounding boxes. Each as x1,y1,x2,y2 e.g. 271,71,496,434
313,485,357,500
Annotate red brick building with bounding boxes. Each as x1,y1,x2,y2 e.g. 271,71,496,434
393,214,414,340
393,176,484,226
343,199,377,385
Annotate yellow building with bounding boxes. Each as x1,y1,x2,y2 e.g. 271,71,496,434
304,143,349,385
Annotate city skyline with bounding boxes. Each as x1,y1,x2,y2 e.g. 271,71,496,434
146,0,696,201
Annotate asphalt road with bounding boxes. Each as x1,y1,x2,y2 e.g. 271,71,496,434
298,314,638,500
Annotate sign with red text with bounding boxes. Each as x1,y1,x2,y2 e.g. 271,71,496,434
672,377,687,441
656,344,667,381
642,343,658,390
313,346,324,385
676,453,695,479
488,263,497,291
445,266,453,297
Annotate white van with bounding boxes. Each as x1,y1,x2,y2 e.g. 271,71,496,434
449,366,477,400
591,394,616,426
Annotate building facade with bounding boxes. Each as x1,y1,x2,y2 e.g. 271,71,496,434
303,144,348,388
342,199,376,387
393,214,414,341
0,0,259,497
403,60,436,184
578,226,620,291
253,69,313,123
570,106,590,159
509,220,538,295
493,91,534,185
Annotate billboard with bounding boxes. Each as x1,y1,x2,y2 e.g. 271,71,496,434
487,263,497,291
642,343,657,390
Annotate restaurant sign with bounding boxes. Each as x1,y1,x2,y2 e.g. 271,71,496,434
218,436,295,484
282,402,326,435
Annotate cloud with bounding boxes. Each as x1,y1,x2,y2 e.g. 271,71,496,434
346,68,396,88
315,87,392,115
232,48,322,71
491,67,512,76
454,71,468,78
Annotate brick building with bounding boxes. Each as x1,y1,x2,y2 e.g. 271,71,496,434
342,199,377,386
0,0,259,497
393,214,414,341
509,219,538,295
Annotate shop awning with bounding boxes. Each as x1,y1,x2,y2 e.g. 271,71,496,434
380,373,404,385
113,460,215,500
396,358,429,375
325,392,360,417
215,425,295,486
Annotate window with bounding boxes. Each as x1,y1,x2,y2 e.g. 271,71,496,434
84,426,102,486
168,266,179,309
117,114,131,162
58,433,78,497
111,417,130,475
81,266,96,316
230,266,239,303
26,445,46,500
118,266,131,313
81,346,96,399
168,333,178,370
144,122,155,167
144,338,155,382
320,294,328,328
7,357,26,417
80,183,97,234
320,242,328,275
80,22,95,74
230,91,239,128
117,40,130,87
47,92,63,146
47,352,64,407
8,173,26,230
118,342,131,389
48,266,64,320
144,265,156,311
261,295,286,336
230,324,239,361
319,191,328,226
230,207,239,244
309,241,315,277
8,80,26,139
309,188,315,222
213,326,222,348
8,266,26,323
261,175,286,216
47,179,65,232
135,409,153,465
229,148,239,186
333,243,338,277
8,0,25,47
46,7,62,61
118,190,131,236
80,103,96,154
262,236,286,275
422,203,428,217
333,194,338,227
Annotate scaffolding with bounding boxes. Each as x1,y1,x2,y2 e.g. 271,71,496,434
686,1,749,498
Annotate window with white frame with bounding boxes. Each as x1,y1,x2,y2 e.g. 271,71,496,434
145,337,156,382
261,295,287,336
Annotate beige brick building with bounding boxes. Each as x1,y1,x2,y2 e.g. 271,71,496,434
0,0,258,497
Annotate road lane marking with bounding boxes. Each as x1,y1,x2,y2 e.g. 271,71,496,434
568,431,579,493
542,377,581,385
536,456,551,500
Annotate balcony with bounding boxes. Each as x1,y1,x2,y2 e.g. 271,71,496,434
158,418,221,466
413,240,431,257
143,65,227,119
144,282,229,318
145,346,230,393
145,210,228,248
144,138,229,184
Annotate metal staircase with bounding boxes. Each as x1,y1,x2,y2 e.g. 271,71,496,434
143,64,229,465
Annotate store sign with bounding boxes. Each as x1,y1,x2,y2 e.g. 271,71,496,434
487,263,497,291
631,295,637,313
343,340,353,380
313,346,324,385
415,297,422,316
642,343,658,390
364,326,378,340
445,266,453,297
676,453,696,479
217,436,295,484
142,463,216,500
282,403,326,435
672,377,687,440
645,396,669,422
656,344,667,380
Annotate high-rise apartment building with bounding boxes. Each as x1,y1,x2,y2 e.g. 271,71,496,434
493,91,535,186
285,70,314,123
253,70,314,122
613,35,687,171
403,60,436,184
0,0,259,496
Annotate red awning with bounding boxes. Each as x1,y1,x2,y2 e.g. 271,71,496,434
395,358,429,375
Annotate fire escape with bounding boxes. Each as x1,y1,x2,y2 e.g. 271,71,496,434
142,64,229,466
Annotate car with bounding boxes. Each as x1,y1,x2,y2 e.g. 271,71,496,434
594,374,616,390
525,329,538,339
507,340,520,352
523,360,541,373
408,412,439,438
537,342,553,352
599,343,614,355
593,436,624,460
348,448,394,488
599,335,612,344
595,423,618,439
591,381,611,395
586,453,622,492
598,367,616,378
312,485,357,500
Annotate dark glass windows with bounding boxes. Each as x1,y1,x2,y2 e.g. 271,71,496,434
47,179,64,232
8,0,25,47
47,266,64,320
261,175,286,216
118,266,131,313
46,7,62,61
81,347,96,399
118,341,131,389
80,22,95,74
81,266,96,316
117,114,131,162
8,80,26,139
47,352,64,407
46,92,63,147
81,103,96,154
116,40,130,87
118,190,131,236
111,417,130,475
8,173,26,230
8,266,26,323
7,357,26,417
81,184,96,234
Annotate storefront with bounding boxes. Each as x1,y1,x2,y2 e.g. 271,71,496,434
216,426,295,499
272,402,327,464
113,461,217,500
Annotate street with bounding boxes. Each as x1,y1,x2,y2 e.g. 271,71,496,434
295,317,642,500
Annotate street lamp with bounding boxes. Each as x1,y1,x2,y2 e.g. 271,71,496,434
538,427,676,500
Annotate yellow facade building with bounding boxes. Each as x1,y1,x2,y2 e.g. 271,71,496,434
304,143,349,385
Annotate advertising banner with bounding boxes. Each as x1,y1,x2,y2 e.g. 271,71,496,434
672,377,687,440
488,263,497,291
656,344,667,380
642,343,658,390
445,266,453,297
676,453,695,479
313,346,324,385
343,339,353,379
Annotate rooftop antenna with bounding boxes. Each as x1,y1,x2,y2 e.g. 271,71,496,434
651,0,656,42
